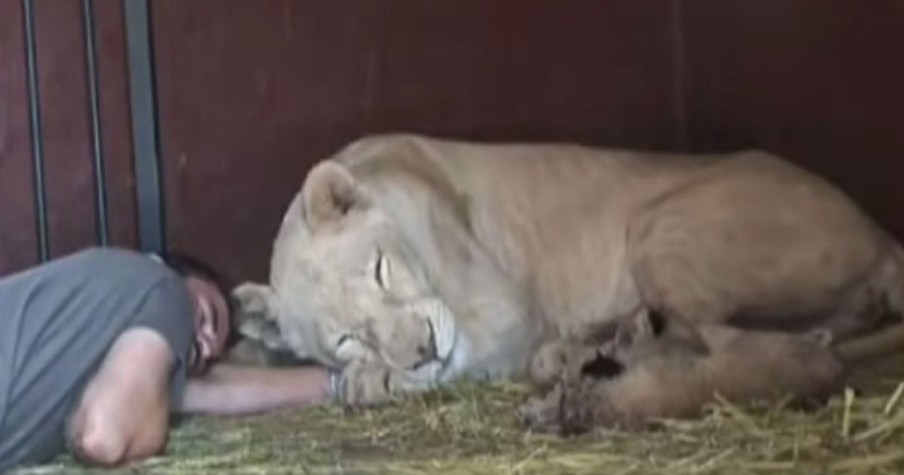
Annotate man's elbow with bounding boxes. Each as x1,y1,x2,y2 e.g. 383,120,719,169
68,417,166,467
70,427,129,467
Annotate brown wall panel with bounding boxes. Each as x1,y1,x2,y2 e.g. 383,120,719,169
683,0,904,238
33,0,97,258
0,0,137,276
4,0,901,285
0,0,38,274
94,0,139,249
151,0,683,283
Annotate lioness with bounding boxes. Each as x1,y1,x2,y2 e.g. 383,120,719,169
234,133,904,407
519,310,846,434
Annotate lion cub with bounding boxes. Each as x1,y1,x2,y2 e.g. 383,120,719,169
519,311,846,434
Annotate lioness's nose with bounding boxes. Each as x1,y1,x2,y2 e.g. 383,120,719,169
411,321,438,369
416,339,437,360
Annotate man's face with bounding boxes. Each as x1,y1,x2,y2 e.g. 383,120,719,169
185,275,231,374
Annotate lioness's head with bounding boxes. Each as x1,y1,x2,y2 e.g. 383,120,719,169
235,160,457,382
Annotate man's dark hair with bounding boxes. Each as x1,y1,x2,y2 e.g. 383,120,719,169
154,251,234,315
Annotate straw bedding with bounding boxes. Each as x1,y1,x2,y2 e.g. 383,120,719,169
13,358,904,475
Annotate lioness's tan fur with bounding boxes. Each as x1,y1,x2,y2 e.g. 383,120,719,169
234,133,904,407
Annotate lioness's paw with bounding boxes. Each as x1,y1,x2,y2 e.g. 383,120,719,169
339,360,403,408
529,341,569,388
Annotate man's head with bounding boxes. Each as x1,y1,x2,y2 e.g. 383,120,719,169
156,251,232,375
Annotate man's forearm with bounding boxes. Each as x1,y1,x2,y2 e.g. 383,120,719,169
179,364,334,415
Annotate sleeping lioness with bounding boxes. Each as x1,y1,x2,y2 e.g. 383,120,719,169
233,133,904,408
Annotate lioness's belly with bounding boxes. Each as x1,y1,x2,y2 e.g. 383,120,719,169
467,184,648,338
530,221,644,337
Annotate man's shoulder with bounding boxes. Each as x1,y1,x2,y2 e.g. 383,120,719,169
62,247,194,320
67,246,160,266
58,247,177,282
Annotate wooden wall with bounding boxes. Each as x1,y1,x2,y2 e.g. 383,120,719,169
0,0,137,273
1,0,901,284
683,0,904,239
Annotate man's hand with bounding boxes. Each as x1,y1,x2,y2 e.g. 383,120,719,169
179,363,333,415
66,328,175,466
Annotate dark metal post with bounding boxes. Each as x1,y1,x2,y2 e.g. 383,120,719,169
124,0,165,253
22,0,50,262
82,0,109,246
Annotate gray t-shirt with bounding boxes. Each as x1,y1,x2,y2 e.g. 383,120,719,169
0,247,195,471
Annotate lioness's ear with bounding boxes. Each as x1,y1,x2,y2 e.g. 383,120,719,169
237,316,293,352
231,282,292,352
301,161,363,230
232,282,279,319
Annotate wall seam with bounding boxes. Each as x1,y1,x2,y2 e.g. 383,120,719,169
670,0,691,152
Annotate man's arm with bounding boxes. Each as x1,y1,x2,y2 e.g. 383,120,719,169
178,364,334,416
66,328,174,466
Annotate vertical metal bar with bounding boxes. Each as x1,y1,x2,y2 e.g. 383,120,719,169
82,0,109,246
124,0,165,253
22,0,49,262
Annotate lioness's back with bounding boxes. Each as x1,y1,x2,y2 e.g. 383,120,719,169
329,133,898,335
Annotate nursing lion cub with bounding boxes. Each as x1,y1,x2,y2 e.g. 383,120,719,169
233,133,904,408
519,310,845,434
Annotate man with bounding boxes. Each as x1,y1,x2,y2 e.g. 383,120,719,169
0,247,335,472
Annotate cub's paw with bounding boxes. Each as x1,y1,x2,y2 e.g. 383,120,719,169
518,384,564,432
557,382,601,436
557,381,642,435
530,340,598,390
802,327,834,347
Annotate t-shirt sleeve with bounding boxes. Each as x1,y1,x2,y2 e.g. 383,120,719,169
130,276,195,408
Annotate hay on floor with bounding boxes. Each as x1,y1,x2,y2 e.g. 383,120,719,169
12,372,904,475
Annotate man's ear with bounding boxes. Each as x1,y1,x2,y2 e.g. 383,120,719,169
301,161,364,230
